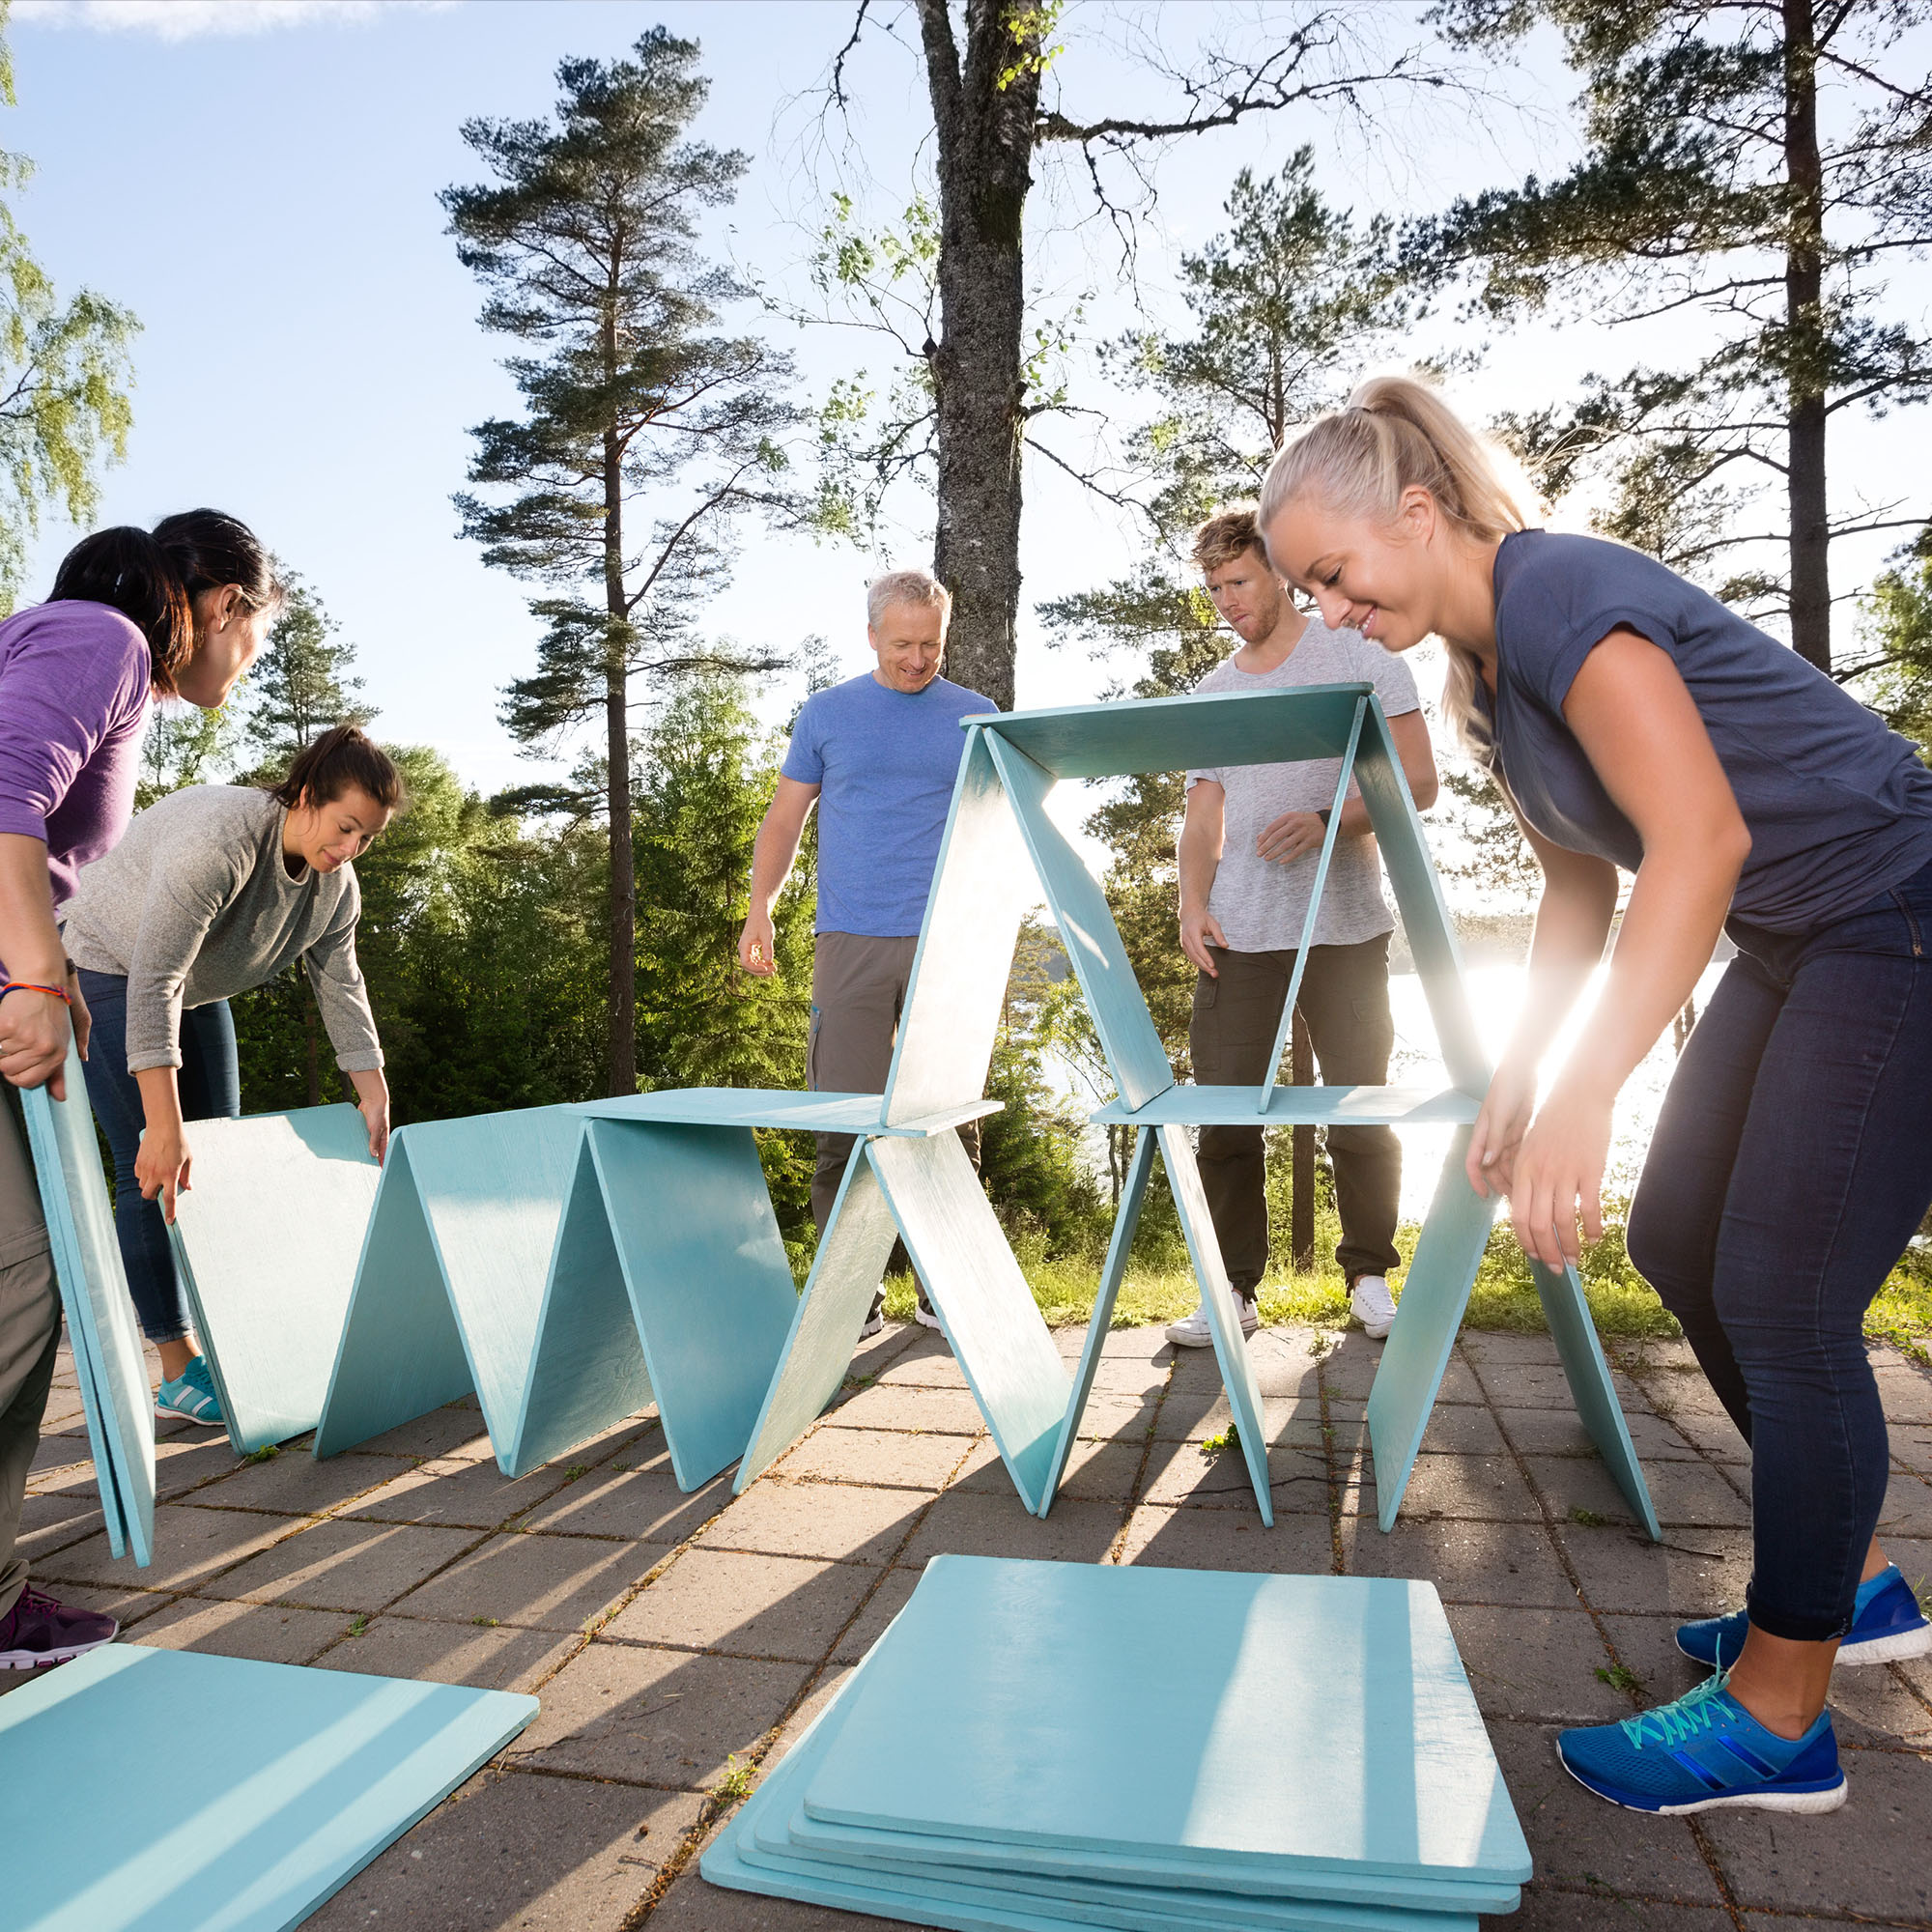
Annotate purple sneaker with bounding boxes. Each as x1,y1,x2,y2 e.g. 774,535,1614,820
0,1586,118,1670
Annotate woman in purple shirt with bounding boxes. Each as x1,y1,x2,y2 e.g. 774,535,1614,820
0,510,278,1672
1262,379,1932,1820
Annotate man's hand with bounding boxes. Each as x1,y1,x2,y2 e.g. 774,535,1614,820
136,1120,192,1225
1256,810,1327,867
738,911,778,979
1179,906,1229,976
0,984,72,1096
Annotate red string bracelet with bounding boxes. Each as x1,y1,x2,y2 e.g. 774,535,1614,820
0,980,71,1007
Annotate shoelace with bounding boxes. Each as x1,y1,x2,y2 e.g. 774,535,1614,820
1620,1670,1732,1750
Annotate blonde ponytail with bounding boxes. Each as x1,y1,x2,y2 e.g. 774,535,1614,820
1260,375,1537,750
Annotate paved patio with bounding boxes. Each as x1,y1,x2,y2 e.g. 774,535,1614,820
13,1318,1932,1932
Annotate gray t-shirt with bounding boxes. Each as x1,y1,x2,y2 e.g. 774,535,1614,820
1187,622,1421,952
1482,530,1932,933
61,784,384,1075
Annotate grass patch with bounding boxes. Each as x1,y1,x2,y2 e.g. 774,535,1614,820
1570,1506,1609,1528
1200,1424,1242,1458
242,1443,280,1464
715,1755,756,1803
1595,1662,1643,1695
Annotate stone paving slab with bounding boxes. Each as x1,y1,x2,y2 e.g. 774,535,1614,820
14,1324,1932,1932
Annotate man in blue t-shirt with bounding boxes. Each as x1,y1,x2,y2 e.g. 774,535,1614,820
739,570,993,1335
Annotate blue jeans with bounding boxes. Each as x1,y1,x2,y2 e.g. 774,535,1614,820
75,972,239,1347
1628,856,1932,1642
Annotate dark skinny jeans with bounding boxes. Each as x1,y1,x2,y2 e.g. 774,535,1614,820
75,971,239,1347
1626,855,1932,1643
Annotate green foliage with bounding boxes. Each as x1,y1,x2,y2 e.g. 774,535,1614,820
1423,1,1932,651
239,576,371,768
0,10,138,614
1849,531,1932,751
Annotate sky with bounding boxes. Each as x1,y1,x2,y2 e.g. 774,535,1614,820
6,0,1927,802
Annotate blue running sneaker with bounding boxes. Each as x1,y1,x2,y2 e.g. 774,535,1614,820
1557,1672,1847,1815
155,1355,224,1427
1678,1565,1931,1671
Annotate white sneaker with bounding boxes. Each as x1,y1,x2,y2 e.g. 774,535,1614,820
914,1301,944,1332
1350,1274,1396,1340
1164,1294,1259,1349
857,1289,886,1341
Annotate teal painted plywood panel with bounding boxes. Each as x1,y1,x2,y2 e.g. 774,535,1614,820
1037,1127,1154,1518
803,1557,1531,1891
1258,699,1366,1110
388,1108,587,1457
982,685,1371,781
504,1136,654,1480
589,1119,799,1490
1350,704,1486,1097
1530,1259,1662,1541
167,1106,379,1454
1364,1135,1496,1532
735,1151,902,1492
21,1039,153,1566
868,1134,1070,1514
313,1140,472,1461
982,732,1173,1114
885,728,1036,1126
1158,1125,1273,1525
1092,1086,1481,1128
0,1642,534,1932
575,1090,1002,1138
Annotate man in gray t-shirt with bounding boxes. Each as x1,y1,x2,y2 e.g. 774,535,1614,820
1169,508,1438,1348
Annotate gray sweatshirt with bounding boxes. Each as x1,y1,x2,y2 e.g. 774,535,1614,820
60,784,384,1076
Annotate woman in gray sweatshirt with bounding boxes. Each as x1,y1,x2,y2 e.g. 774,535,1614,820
60,724,402,1427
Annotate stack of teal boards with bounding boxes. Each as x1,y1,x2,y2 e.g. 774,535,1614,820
705,1555,1530,1931
19,1039,155,1565
167,1103,380,1455
0,1643,535,1930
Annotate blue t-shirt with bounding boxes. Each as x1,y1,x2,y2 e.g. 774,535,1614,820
781,671,994,936
1476,529,1932,934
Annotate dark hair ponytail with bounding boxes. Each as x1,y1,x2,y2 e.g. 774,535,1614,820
267,724,405,816
48,509,282,696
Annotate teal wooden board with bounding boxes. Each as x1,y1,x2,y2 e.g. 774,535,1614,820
312,1138,472,1462
1037,1128,1154,1518
1529,1259,1662,1541
0,1642,534,1932
167,1106,379,1454
314,1108,585,1467
21,1038,153,1567
1364,1135,1496,1532
803,1557,1530,1892
1091,1087,1481,1128
1259,699,1366,1110
980,685,1371,781
868,1135,1070,1514
735,1149,902,1492
1158,1125,1273,1525
585,1119,798,1489
981,731,1174,1114
503,1134,655,1481
718,1689,1476,1932
1350,705,1487,1096
575,1090,1002,1138
885,727,1037,1126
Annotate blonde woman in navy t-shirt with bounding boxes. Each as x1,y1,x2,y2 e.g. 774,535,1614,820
1261,377,1932,1820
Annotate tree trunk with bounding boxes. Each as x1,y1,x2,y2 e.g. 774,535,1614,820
1291,1009,1315,1272
603,417,638,1096
1783,0,1832,672
916,0,1038,712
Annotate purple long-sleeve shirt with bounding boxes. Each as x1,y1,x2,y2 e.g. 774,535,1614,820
0,600,151,907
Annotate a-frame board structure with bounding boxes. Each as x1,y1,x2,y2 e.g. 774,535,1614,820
969,685,1659,1539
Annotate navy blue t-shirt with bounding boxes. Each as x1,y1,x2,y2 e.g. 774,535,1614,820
781,671,994,936
1474,530,1932,933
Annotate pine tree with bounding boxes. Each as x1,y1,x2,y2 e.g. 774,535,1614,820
444,28,801,1095
241,575,370,768
1422,0,1932,670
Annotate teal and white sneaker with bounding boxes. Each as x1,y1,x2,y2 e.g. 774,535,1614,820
155,1355,224,1427
1557,1671,1847,1816
1678,1566,1930,1671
